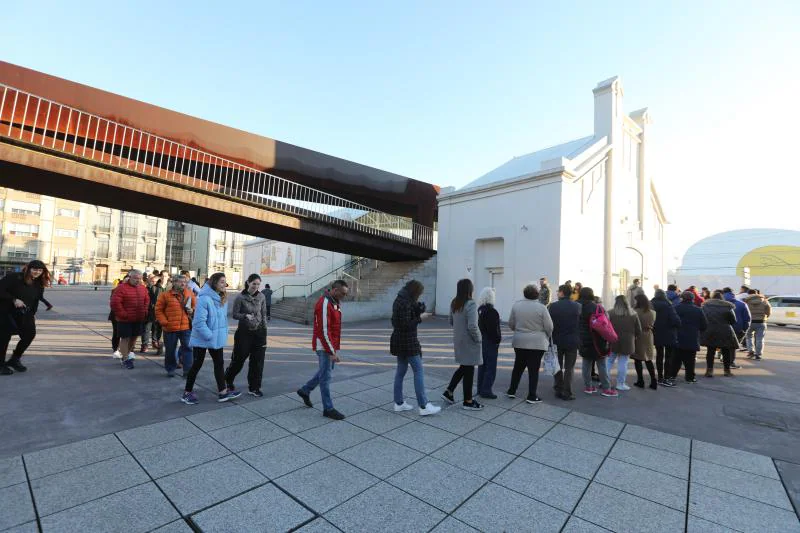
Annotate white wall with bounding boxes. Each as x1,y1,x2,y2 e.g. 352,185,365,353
436,178,563,319
243,239,349,294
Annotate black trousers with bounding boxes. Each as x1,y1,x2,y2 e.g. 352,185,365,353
509,348,545,399
706,347,732,371
655,345,672,380
447,365,475,402
669,348,696,381
225,328,267,391
111,319,120,352
0,314,36,365
266,305,271,320
185,347,226,392
554,347,578,397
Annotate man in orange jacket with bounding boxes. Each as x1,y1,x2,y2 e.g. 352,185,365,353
156,274,196,377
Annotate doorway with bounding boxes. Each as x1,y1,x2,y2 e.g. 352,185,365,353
94,265,108,285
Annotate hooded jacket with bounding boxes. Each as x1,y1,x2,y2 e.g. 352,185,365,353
190,285,229,349
390,287,423,357
700,299,738,348
723,292,751,332
666,289,681,306
744,295,771,322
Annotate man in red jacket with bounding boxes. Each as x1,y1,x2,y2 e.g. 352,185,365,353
297,280,349,420
110,269,150,369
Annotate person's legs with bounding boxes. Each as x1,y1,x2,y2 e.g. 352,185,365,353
141,321,151,348
266,305,271,321
554,349,566,395
208,348,227,392
683,350,697,381
645,360,657,387
705,347,716,374
301,352,325,393
118,337,133,360
461,365,475,403
596,357,611,390
111,320,120,352
561,349,577,397
655,345,665,381
10,316,36,361
408,355,428,407
317,351,335,411
447,365,465,393
616,355,629,387
163,331,179,373
508,348,528,394
247,335,266,392
0,330,12,367
754,323,766,356
634,360,644,384
745,327,754,352
184,347,207,391
722,347,732,371
581,358,593,388
177,330,192,369
526,350,545,399
225,329,250,389
606,353,618,383
394,356,410,405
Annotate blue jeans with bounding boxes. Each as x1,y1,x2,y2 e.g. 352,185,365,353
606,353,629,387
394,355,428,408
164,330,192,373
746,323,766,355
302,350,335,411
477,339,499,396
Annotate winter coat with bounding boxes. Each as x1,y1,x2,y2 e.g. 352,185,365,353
723,292,751,332
578,299,607,359
666,290,681,306
390,288,423,357
610,313,642,355
675,302,708,351
262,288,273,306
155,287,196,332
627,285,645,307
688,288,704,307
508,299,553,351
538,284,551,305
548,297,582,350
233,291,267,332
312,292,342,354
478,304,502,345
633,308,656,361
189,285,229,350
146,284,164,322
701,299,738,348
0,272,44,315
652,297,681,347
450,300,482,365
744,295,771,322
110,281,150,323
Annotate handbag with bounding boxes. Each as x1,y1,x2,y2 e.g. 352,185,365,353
543,342,561,376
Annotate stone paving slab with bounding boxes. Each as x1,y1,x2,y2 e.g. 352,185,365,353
417,409,486,435
522,437,605,479
463,422,539,455
132,433,229,479
0,456,26,489
686,515,740,533
0,482,36,531
688,482,800,532
345,407,415,434
491,410,555,436
348,387,396,407
31,454,149,516
186,404,260,432
387,456,485,513
594,457,687,511
298,420,375,453
692,457,793,510
38,482,180,533
237,435,329,480
562,516,614,532
207,418,291,453
328,379,376,396
336,436,424,479
454,482,568,533
512,402,572,422
295,518,340,532
692,439,780,479
240,395,305,417
267,407,333,433
116,417,202,451
562,411,625,437
2,522,39,533
545,423,616,455
382,421,457,454
619,424,691,455
155,455,267,515
494,456,589,513
574,483,685,533
429,516,480,533
776,459,800,519
150,521,195,533
24,434,127,480
431,436,515,479
352,371,398,387
608,439,689,479
191,483,314,532
456,402,507,421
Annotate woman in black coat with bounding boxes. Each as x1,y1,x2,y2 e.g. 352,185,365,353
477,287,501,399
701,290,738,377
651,289,681,384
390,280,440,416
0,260,51,375
577,287,612,394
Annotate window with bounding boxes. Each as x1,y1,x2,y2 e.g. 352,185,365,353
10,200,40,216
55,228,78,238
57,208,80,218
121,213,138,235
215,249,225,263
55,249,76,258
6,246,36,258
147,219,158,236
96,237,110,258
785,298,800,307
146,242,157,261
182,249,192,262
120,239,137,260
8,223,39,236
231,249,243,265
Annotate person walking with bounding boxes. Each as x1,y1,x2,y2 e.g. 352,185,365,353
181,273,240,404
0,260,51,375
225,274,268,397
744,290,771,360
549,284,581,401
140,274,155,354
632,294,657,389
442,279,483,410
722,287,750,368
665,291,708,386
538,277,551,305
701,290,739,377
142,275,164,354
577,287,615,396
108,274,128,359
155,274,196,378
477,287,501,399
506,284,554,404
389,280,441,416
151,276,165,355
651,289,681,384
608,295,642,391
262,284,273,322
110,270,150,369
296,280,349,420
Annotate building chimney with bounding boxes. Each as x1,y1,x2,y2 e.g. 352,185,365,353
593,76,623,143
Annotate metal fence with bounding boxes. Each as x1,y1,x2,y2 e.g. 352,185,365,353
0,83,435,250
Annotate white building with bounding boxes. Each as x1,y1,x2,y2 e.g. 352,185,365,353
436,77,668,317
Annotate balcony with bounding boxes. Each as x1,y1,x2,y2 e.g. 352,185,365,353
145,231,161,239
93,224,112,234
120,227,139,238
214,239,227,248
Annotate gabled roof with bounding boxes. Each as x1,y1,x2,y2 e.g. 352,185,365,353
461,136,595,190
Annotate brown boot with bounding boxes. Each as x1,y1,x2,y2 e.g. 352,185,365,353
704,369,713,378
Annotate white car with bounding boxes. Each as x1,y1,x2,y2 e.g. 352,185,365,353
767,295,800,326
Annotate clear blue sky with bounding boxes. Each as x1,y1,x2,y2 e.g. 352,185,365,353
2,1,799,260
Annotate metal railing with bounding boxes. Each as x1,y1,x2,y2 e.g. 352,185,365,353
0,83,435,250
273,257,372,302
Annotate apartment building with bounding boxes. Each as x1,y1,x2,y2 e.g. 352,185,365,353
180,225,250,289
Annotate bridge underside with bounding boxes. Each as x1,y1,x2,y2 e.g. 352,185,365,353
0,141,434,262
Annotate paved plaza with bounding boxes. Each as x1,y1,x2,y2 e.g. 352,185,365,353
1,289,799,532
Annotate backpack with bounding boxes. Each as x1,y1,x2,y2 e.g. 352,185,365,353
590,305,618,343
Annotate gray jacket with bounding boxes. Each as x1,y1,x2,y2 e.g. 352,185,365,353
232,291,267,332
262,288,273,306
450,300,482,365
509,299,553,351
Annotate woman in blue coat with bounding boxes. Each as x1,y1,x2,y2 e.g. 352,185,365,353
651,289,681,384
182,273,241,405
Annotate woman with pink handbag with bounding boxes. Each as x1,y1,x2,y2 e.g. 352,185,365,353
577,287,616,397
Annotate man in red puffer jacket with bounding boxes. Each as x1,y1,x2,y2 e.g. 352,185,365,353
110,269,150,369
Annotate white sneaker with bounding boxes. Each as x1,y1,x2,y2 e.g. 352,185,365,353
394,402,414,412
112,350,122,359
419,403,442,416
616,383,631,391
128,352,137,360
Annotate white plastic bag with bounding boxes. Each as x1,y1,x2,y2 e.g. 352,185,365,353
544,342,561,376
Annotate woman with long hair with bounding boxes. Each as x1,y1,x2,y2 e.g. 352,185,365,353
442,279,483,410
389,280,441,416
608,295,642,391
507,284,554,404
477,287,501,399
182,273,241,404
224,273,268,397
0,259,51,375
633,293,658,389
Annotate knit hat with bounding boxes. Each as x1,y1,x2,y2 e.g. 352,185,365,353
681,290,695,302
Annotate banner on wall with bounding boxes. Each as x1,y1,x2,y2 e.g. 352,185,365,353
260,243,298,275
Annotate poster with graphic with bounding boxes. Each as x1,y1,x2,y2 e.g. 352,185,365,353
261,242,298,274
